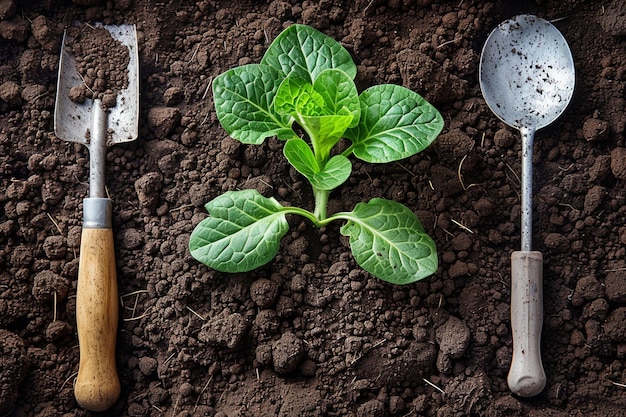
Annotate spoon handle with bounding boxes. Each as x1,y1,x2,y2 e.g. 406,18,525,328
508,250,546,397
519,126,536,252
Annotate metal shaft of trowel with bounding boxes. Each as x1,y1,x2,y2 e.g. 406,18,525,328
89,99,108,199
519,125,536,252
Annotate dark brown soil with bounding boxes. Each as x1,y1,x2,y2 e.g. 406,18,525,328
65,24,129,107
1,0,626,416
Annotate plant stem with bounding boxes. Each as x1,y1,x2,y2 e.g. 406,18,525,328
296,123,330,220
340,144,354,158
313,186,329,220
280,206,324,227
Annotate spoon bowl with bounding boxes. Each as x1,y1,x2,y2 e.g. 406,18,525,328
480,14,575,131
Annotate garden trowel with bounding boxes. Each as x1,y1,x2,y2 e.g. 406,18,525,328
54,23,138,412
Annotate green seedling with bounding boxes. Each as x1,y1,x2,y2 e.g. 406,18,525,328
189,24,444,284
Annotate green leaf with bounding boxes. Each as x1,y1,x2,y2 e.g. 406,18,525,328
313,69,360,127
283,139,352,191
339,198,438,284
345,84,444,163
315,154,352,190
261,24,357,83
275,72,358,159
213,64,296,144
275,77,325,117
300,113,353,159
283,138,319,176
189,190,289,272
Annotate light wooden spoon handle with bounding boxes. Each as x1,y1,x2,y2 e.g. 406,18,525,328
508,250,546,397
75,199,120,411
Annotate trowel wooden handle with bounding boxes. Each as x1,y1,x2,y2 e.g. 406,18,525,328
75,199,120,411
508,251,546,397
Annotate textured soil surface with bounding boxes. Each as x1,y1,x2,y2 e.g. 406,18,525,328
2,0,626,416
65,23,130,107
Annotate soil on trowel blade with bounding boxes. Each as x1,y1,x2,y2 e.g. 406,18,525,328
66,24,129,108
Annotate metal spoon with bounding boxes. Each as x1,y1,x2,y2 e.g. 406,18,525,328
479,14,575,397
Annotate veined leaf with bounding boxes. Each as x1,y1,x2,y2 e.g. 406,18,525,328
275,73,356,159
300,113,353,159
276,70,359,120
283,138,319,177
189,190,289,272
345,84,444,163
283,139,351,191
213,64,296,144
315,154,352,191
261,24,357,83
339,198,438,284
275,77,325,117
313,69,360,127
